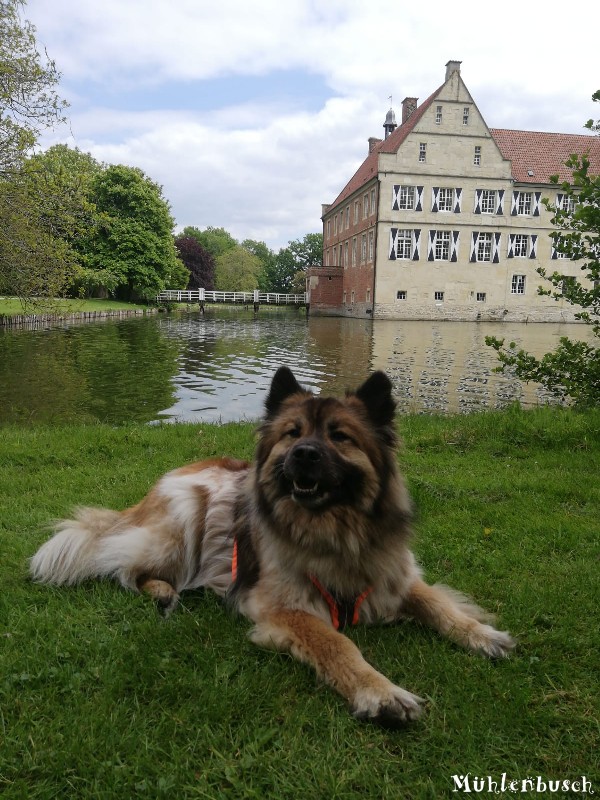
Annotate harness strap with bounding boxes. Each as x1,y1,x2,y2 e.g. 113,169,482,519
308,574,373,630
231,537,238,582
232,537,373,630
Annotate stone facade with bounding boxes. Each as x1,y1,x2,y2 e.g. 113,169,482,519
311,62,600,322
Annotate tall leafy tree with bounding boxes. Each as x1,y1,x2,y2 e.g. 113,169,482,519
182,225,237,261
0,0,67,176
175,235,215,290
487,91,600,406
264,233,322,293
0,0,71,302
214,245,261,292
84,165,188,301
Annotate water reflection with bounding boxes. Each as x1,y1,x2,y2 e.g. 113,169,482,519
0,308,590,426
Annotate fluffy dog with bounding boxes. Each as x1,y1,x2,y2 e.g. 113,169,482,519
30,367,514,727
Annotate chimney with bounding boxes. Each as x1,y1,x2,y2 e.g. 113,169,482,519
445,60,462,81
401,97,418,124
368,136,382,154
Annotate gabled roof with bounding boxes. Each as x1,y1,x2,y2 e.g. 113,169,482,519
327,87,442,211
490,128,600,184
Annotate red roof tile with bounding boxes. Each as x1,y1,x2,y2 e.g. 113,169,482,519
489,128,600,183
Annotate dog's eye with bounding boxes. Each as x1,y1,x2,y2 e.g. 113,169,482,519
329,428,352,443
285,427,302,439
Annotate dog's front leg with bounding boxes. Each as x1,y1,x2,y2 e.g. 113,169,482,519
402,578,515,658
250,608,423,727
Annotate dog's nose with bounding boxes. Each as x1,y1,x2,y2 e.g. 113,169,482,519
292,443,321,463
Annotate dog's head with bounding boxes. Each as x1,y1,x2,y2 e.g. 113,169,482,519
256,367,398,514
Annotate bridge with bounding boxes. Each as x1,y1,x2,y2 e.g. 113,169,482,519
157,288,308,311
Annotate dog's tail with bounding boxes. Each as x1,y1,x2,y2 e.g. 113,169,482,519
30,507,131,587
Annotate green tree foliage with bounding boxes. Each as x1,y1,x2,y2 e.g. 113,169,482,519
261,233,322,293
0,1,72,303
214,245,262,292
487,91,600,406
0,0,67,175
175,235,215,290
84,165,188,301
182,225,237,261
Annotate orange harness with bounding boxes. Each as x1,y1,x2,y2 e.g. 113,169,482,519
232,538,372,631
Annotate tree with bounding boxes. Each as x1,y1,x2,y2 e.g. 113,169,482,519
0,1,71,303
83,165,188,301
174,235,215,290
182,225,237,261
263,233,322,293
0,0,67,175
214,245,262,292
486,91,600,406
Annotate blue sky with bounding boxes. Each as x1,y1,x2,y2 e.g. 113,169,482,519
27,0,599,251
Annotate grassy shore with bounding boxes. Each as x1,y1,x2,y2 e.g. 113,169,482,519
1,409,599,798
0,297,149,317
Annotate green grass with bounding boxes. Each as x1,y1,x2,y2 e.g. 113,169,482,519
0,297,148,317
1,409,599,798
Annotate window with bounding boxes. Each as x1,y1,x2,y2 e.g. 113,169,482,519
434,291,444,301
398,185,415,210
396,290,407,300
345,206,350,228
352,237,357,266
517,192,532,215
434,231,451,260
351,291,355,304
513,234,529,257
463,107,470,125
363,194,369,219
395,230,413,260
557,194,576,213
368,230,374,261
327,220,331,238
511,275,526,294
480,190,496,214
436,105,442,124
338,244,343,264
474,146,481,166
339,211,343,231
354,200,360,224
476,292,486,302
476,232,492,262
437,188,454,212
370,188,376,215
366,288,371,302
512,190,540,217
344,241,349,268
333,216,337,235
361,234,367,262
419,143,426,163
343,291,347,304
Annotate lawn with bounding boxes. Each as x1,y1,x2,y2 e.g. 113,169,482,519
0,297,149,318
0,409,598,798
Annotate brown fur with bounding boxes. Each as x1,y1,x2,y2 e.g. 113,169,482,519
30,368,514,727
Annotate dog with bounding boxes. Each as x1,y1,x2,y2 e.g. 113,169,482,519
30,367,514,727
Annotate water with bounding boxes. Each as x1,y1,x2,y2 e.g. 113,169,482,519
0,308,587,426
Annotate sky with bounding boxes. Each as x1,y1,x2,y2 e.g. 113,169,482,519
27,0,599,252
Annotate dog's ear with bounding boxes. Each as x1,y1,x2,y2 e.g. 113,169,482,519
355,371,396,428
265,367,305,417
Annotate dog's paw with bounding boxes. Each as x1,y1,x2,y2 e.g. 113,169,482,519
351,682,424,728
468,623,515,658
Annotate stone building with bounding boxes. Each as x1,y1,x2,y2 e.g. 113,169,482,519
310,61,600,322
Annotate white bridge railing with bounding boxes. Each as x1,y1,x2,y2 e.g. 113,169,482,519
157,289,307,305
